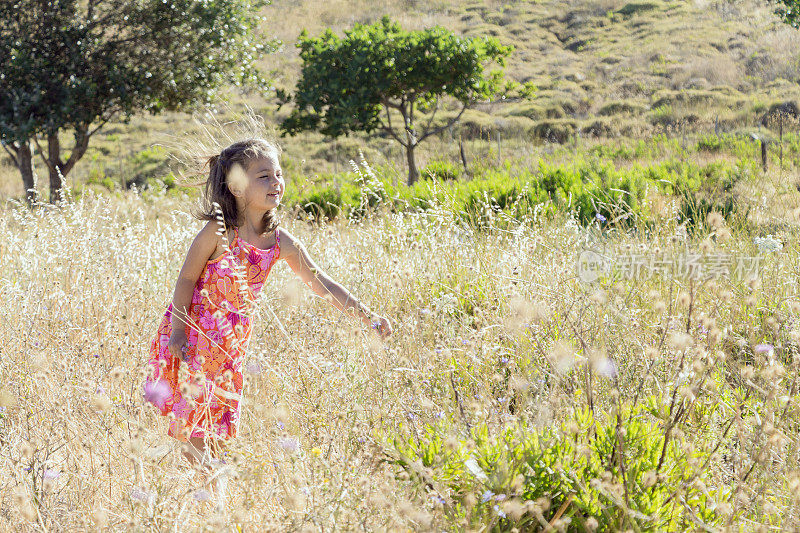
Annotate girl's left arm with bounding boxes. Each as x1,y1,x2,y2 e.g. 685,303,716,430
280,228,392,338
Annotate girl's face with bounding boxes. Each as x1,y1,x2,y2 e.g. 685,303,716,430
229,155,285,211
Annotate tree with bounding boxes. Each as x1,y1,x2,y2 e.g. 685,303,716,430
773,0,800,26
280,17,528,185
0,0,271,202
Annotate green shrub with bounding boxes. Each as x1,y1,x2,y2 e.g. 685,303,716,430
285,157,746,230
385,401,728,531
423,160,462,181
530,119,577,143
696,134,725,152
597,100,646,116
616,2,660,17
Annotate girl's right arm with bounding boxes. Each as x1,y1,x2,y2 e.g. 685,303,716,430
168,221,222,360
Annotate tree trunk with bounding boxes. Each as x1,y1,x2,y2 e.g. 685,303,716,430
17,141,36,203
47,133,63,202
406,143,419,186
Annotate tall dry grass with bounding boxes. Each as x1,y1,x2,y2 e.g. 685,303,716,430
0,156,799,530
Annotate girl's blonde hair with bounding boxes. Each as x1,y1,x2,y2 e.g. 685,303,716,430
196,138,282,234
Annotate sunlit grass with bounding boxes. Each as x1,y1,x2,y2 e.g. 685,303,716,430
0,164,799,530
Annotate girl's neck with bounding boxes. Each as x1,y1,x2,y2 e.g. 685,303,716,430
238,209,270,236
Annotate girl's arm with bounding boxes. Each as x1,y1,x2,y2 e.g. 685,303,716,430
280,228,392,337
168,221,221,359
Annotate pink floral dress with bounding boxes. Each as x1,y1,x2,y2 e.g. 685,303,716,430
144,227,280,441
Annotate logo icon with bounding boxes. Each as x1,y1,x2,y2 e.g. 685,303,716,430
577,249,610,283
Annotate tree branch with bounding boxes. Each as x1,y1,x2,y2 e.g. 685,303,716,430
422,96,439,136
417,102,470,144
381,98,403,110
32,137,57,176
380,106,408,147
62,125,93,176
405,99,417,146
1,142,19,168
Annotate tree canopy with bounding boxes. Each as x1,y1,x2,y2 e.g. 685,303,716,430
280,17,528,184
0,0,271,201
773,0,800,26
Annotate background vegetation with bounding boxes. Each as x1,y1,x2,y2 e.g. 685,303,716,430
3,0,800,199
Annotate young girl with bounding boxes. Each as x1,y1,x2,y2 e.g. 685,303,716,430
144,138,391,505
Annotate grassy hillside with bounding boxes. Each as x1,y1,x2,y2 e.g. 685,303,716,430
2,0,800,198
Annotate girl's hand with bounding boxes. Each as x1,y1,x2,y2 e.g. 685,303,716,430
168,331,189,362
370,315,392,339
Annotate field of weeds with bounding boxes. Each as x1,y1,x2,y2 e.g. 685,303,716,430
1,164,800,530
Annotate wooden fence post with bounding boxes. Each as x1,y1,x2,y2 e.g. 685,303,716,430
779,111,783,171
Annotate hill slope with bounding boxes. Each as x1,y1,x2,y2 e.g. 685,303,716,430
2,0,799,196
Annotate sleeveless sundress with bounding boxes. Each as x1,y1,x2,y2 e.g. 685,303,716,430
144,227,280,441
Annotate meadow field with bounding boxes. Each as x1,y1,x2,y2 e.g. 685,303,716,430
1,121,800,530
4,0,800,530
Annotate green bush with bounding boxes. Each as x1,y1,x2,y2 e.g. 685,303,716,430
385,401,728,531
530,119,577,143
423,160,462,181
284,157,746,230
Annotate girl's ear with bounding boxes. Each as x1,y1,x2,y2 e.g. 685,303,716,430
227,162,248,197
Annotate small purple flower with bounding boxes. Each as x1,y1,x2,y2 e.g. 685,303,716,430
499,356,509,365
143,379,171,411
278,437,299,453
494,504,506,518
596,213,607,223
754,343,774,354
435,348,443,354
276,421,285,430
495,493,507,502
130,487,153,503
193,489,212,502
595,358,618,378
481,490,495,503
436,411,445,419
406,411,417,420
245,362,262,375
92,354,100,358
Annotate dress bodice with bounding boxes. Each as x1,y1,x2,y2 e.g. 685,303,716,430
192,227,281,316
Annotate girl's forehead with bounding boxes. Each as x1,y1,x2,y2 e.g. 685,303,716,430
247,155,280,172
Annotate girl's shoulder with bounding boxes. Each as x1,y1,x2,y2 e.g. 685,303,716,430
275,226,299,254
194,220,226,261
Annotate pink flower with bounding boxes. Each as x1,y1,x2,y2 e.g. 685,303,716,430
143,380,172,411
198,310,216,330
